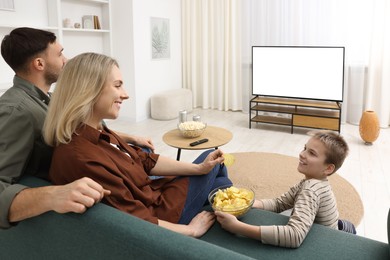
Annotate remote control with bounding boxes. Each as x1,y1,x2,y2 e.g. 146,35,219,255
190,138,209,146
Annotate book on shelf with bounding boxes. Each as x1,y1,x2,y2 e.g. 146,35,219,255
93,15,101,29
82,15,101,30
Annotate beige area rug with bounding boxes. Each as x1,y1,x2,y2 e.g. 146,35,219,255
227,152,364,226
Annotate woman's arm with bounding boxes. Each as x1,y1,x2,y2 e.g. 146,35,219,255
151,149,224,176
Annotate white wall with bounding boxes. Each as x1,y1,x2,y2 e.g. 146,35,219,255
111,1,137,122
0,0,49,89
131,0,182,122
0,0,182,123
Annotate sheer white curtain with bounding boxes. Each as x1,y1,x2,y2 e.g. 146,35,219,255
181,0,243,111
242,0,390,127
365,0,390,127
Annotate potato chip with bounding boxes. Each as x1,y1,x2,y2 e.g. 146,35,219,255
212,186,254,216
223,153,235,166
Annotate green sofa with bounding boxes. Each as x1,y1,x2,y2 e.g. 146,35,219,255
0,176,389,260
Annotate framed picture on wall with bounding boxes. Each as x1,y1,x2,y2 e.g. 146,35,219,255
151,17,170,60
0,0,15,11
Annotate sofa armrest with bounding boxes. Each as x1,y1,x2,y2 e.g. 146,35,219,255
201,208,390,260
0,176,250,260
388,208,390,256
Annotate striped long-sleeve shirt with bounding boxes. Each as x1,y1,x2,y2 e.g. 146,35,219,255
260,178,339,248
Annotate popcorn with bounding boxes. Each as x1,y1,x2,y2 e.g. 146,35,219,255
178,121,206,131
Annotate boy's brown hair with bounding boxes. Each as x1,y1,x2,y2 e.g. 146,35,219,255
311,131,349,174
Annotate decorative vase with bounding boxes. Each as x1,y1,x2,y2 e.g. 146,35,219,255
359,110,380,145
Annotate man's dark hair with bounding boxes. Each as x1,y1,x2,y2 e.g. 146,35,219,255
1,27,57,73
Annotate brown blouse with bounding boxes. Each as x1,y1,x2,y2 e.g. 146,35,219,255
49,124,189,224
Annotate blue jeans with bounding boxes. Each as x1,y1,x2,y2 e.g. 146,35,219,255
178,149,232,224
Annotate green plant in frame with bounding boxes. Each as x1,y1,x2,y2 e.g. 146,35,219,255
151,17,170,59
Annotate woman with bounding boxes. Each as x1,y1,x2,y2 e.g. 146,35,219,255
43,52,232,237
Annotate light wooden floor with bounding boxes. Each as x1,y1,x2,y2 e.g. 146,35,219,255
107,108,390,243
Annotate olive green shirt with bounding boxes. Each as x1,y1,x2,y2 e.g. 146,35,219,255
0,76,52,228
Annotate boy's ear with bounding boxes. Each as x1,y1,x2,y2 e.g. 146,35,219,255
324,164,336,175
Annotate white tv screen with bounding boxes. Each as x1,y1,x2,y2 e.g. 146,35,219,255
252,46,345,102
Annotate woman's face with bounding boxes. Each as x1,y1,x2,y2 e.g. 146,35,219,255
92,65,129,125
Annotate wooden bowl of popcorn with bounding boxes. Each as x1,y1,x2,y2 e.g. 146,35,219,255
178,121,207,138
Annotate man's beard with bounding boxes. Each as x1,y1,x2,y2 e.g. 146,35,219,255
44,69,59,86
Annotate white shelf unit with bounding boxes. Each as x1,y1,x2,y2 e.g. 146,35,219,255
0,0,112,87
48,0,112,58
0,0,112,56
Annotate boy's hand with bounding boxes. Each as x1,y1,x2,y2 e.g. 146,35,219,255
215,211,262,241
215,211,241,233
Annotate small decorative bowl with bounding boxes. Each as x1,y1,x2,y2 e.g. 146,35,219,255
178,121,207,138
208,185,255,218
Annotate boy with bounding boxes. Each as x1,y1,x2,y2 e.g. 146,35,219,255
215,131,352,248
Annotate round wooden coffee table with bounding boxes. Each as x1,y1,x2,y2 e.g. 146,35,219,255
162,126,233,160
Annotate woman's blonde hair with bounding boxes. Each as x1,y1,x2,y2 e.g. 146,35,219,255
43,52,119,146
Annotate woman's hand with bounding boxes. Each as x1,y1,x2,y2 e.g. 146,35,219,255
197,149,225,174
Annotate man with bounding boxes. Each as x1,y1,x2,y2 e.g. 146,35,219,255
0,27,154,228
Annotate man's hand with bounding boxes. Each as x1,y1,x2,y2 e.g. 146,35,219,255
48,177,111,214
131,136,155,152
9,177,111,223
114,131,155,152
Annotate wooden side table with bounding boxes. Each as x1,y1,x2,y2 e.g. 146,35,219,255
162,126,233,160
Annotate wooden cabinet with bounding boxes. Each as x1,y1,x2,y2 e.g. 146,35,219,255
249,96,341,133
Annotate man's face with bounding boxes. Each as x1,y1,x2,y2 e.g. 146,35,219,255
42,41,67,85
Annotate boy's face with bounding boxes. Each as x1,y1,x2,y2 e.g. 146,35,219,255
297,137,335,180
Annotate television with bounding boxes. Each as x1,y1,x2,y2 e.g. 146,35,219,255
252,46,345,102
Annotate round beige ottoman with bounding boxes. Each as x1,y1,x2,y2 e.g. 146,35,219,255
151,89,193,120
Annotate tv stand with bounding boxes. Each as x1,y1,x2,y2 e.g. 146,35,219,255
249,96,341,133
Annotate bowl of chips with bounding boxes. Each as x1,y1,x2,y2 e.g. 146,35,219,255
208,185,255,218
178,121,207,138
